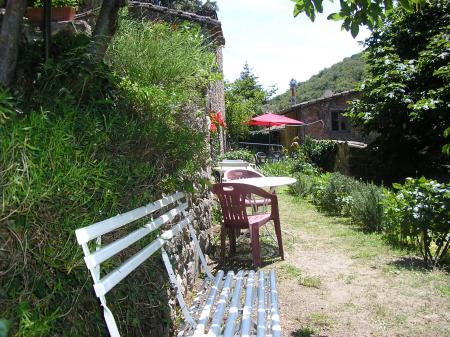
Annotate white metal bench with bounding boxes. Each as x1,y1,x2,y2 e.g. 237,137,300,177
75,192,281,337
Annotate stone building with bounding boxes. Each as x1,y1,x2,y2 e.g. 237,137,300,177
277,90,374,147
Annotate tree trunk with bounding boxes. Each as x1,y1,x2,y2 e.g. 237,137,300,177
90,0,127,60
0,0,27,87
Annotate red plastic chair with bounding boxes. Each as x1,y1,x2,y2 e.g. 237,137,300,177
223,168,263,181
212,183,284,267
223,169,271,209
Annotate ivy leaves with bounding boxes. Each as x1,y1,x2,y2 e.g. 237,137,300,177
292,0,428,37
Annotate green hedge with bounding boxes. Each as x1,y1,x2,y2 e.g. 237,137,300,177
289,171,449,266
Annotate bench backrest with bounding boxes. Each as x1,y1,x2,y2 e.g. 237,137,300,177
75,192,212,337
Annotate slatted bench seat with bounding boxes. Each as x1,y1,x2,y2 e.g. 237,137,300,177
75,192,281,337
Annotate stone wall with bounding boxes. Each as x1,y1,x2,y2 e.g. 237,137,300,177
208,46,226,154
126,4,224,332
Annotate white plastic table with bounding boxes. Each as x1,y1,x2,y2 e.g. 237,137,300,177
232,176,297,191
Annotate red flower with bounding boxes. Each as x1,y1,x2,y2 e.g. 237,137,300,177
209,110,227,133
209,122,217,133
216,111,225,126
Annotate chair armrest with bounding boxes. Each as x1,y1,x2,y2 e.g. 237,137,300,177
238,184,279,218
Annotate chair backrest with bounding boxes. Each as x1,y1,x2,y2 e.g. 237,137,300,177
223,168,264,181
212,183,251,227
255,152,266,165
75,192,212,337
271,151,283,162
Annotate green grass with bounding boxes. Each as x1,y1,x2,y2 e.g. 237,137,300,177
277,193,407,264
307,312,334,328
278,264,302,279
270,190,450,336
294,326,316,337
299,276,322,288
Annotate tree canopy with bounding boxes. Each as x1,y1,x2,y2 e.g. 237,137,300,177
292,0,428,37
346,0,449,180
225,63,275,144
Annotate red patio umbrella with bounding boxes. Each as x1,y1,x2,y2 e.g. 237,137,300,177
246,113,305,127
246,113,304,144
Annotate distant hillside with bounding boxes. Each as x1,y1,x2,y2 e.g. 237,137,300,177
269,53,366,111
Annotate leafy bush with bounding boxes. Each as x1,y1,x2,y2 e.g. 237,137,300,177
289,173,315,198
346,1,449,181
217,149,255,163
292,160,320,176
299,137,337,171
314,172,357,215
350,182,384,232
259,160,294,177
382,177,450,266
107,19,216,100
32,0,80,8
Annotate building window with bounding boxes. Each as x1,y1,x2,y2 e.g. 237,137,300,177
331,110,349,132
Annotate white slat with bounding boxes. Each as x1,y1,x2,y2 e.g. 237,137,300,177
240,270,255,337
194,270,224,335
270,271,281,337
84,203,188,269
75,192,185,244
223,270,244,337
256,271,266,337
93,217,192,297
209,271,234,336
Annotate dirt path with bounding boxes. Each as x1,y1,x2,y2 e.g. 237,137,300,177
259,193,449,337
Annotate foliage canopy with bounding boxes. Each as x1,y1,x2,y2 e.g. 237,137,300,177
292,0,428,37
347,0,450,180
225,63,275,144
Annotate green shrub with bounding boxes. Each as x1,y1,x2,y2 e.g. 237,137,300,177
314,172,356,215
289,173,314,198
32,0,80,8
217,149,255,163
299,137,337,171
292,160,320,176
350,182,384,232
382,177,450,266
259,160,294,177
107,19,216,99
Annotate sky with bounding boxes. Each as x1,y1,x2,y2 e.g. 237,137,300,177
215,0,370,94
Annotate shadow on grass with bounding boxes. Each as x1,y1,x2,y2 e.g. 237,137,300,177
387,256,430,271
387,256,450,272
209,230,283,272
